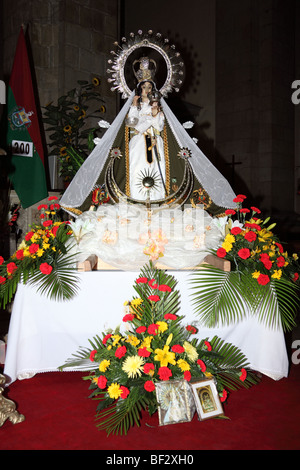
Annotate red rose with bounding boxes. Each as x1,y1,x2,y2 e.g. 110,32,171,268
171,344,185,353
97,376,107,389
15,249,24,260
148,294,160,302
231,227,242,235
238,248,251,260
138,347,151,358
40,263,53,275
0,276,6,285
122,313,135,322
158,366,172,381
120,386,130,399
220,389,228,403
225,209,236,216
136,326,147,334
251,206,261,214
102,334,112,345
158,284,172,292
184,371,191,381
0,256,4,265
216,247,227,258
115,345,127,358
136,277,148,284
143,363,155,374
277,256,285,268
144,380,155,392
148,324,159,335
90,350,97,361
7,262,18,275
244,231,257,242
197,359,206,372
29,243,40,254
164,313,178,321
257,274,270,285
204,340,212,351
25,231,34,241
240,368,247,382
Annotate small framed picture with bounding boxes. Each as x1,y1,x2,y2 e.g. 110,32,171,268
190,379,223,421
155,379,196,426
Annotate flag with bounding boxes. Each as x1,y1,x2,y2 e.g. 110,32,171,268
6,27,48,209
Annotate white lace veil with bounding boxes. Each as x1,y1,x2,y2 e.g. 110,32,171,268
60,91,236,215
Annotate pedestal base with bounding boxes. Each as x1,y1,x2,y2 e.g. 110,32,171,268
0,374,25,427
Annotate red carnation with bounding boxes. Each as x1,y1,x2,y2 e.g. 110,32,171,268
186,325,197,334
144,380,155,392
293,273,299,282
0,276,6,285
102,334,112,345
277,256,285,268
138,347,151,358
51,225,59,236
233,197,244,203
184,371,191,381
171,344,185,354
216,247,227,258
257,273,270,285
148,324,159,335
29,243,40,254
275,242,284,253
238,248,251,260
148,278,158,289
7,262,18,275
164,313,177,321
251,206,261,214
236,194,247,200
0,256,4,265
15,249,24,260
225,209,236,216
115,345,127,358
240,368,247,382
122,313,135,322
136,277,148,284
97,375,107,389
43,220,53,227
197,359,206,372
204,340,212,351
136,326,147,334
120,386,130,399
158,284,172,292
90,350,97,361
244,231,257,242
158,366,172,381
25,231,34,241
143,363,155,374
231,227,242,235
48,196,58,201
239,208,250,214
40,263,53,275
220,389,228,402
148,294,160,302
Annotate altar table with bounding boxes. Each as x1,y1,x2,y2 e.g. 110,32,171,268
3,271,289,384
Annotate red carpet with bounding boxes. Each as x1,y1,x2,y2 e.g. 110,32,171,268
1,364,300,451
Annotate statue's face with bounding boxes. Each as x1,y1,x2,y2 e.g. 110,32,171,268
141,81,153,98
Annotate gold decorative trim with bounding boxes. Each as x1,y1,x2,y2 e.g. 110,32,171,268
61,206,82,216
125,125,130,197
0,374,25,427
163,124,170,195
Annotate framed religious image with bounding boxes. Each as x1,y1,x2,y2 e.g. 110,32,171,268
190,379,223,421
155,380,196,426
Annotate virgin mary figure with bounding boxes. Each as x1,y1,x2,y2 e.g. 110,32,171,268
60,31,236,218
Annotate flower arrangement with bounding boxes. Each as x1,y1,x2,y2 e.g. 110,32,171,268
61,263,259,436
190,194,300,331
43,78,106,184
0,197,79,308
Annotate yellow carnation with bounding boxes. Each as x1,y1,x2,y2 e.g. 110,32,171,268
107,383,122,400
177,359,190,371
99,359,110,372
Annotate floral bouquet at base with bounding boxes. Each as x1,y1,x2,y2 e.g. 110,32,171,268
61,263,259,436
190,194,300,331
0,197,79,308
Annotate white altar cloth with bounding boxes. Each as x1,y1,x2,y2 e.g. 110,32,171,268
3,271,289,384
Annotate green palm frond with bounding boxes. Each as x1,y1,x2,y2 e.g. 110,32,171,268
189,265,299,332
27,251,80,302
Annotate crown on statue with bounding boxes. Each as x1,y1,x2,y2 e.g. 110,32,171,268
133,56,157,83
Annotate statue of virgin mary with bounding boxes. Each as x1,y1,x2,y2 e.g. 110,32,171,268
59,31,236,270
